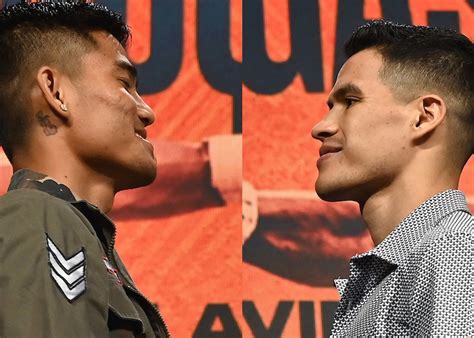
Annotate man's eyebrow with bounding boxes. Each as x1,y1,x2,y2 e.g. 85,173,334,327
115,60,138,83
327,83,364,108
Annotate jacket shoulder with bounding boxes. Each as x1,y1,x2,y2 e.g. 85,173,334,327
0,188,95,236
0,189,110,336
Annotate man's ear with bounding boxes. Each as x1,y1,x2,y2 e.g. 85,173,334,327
36,66,70,121
410,94,447,142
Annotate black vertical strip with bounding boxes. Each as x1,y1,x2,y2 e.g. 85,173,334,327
135,0,183,94
333,0,366,84
198,0,241,133
243,0,296,94
381,0,411,24
102,0,183,94
321,301,339,338
333,0,413,83
299,301,316,338
428,11,460,31
243,0,323,94
100,0,127,20
198,0,240,94
288,0,324,92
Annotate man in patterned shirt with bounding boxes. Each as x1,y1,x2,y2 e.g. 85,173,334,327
311,20,473,336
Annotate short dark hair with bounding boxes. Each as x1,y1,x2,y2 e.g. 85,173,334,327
345,20,474,161
0,1,130,162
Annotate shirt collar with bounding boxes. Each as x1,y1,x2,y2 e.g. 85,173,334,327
353,189,470,266
8,168,79,202
334,278,348,297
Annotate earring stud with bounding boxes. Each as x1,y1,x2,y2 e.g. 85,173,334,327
60,103,68,112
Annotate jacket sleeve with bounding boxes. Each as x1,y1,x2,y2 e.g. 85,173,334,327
412,229,474,336
0,191,109,337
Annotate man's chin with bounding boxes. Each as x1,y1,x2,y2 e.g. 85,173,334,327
116,164,157,191
139,168,157,186
135,165,157,187
316,190,345,202
315,180,350,202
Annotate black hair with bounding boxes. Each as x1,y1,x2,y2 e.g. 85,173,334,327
0,0,130,162
344,20,474,159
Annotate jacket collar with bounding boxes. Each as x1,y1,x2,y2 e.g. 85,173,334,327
8,168,117,254
8,168,78,202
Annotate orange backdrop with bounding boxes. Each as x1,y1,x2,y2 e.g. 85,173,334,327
0,1,473,337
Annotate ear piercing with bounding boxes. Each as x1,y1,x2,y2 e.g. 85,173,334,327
60,103,68,112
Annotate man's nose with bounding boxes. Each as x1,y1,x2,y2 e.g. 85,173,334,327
137,98,156,127
311,118,338,142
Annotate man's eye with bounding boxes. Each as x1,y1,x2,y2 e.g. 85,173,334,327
120,79,131,89
345,97,359,107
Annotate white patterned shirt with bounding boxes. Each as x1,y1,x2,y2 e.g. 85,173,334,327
331,190,473,336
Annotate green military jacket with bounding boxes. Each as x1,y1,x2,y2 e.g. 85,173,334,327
0,169,170,338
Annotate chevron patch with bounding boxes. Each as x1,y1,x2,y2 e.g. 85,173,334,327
46,234,86,302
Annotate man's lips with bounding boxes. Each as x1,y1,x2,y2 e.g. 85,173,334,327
135,129,147,140
135,128,153,151
319,144,343,157
135,133,151,143
317,144,342,166
135,128,153,146
135,133,155,159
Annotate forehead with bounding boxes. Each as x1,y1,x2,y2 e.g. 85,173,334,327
81,31,131,71
330,49,385,95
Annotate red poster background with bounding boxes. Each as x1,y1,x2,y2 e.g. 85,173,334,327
0,1,472,337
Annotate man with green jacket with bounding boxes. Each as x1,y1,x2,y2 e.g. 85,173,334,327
0,1,169,336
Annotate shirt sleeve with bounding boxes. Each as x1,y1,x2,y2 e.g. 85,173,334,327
412,230,473,336
0,191,109,337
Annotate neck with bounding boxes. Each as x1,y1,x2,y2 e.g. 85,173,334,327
359,165,461,246
13,154,116,214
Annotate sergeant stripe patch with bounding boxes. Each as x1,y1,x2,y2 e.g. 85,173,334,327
46,234,86,302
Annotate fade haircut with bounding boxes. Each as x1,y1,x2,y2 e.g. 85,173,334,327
0,1,130,162
345,20,474,163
